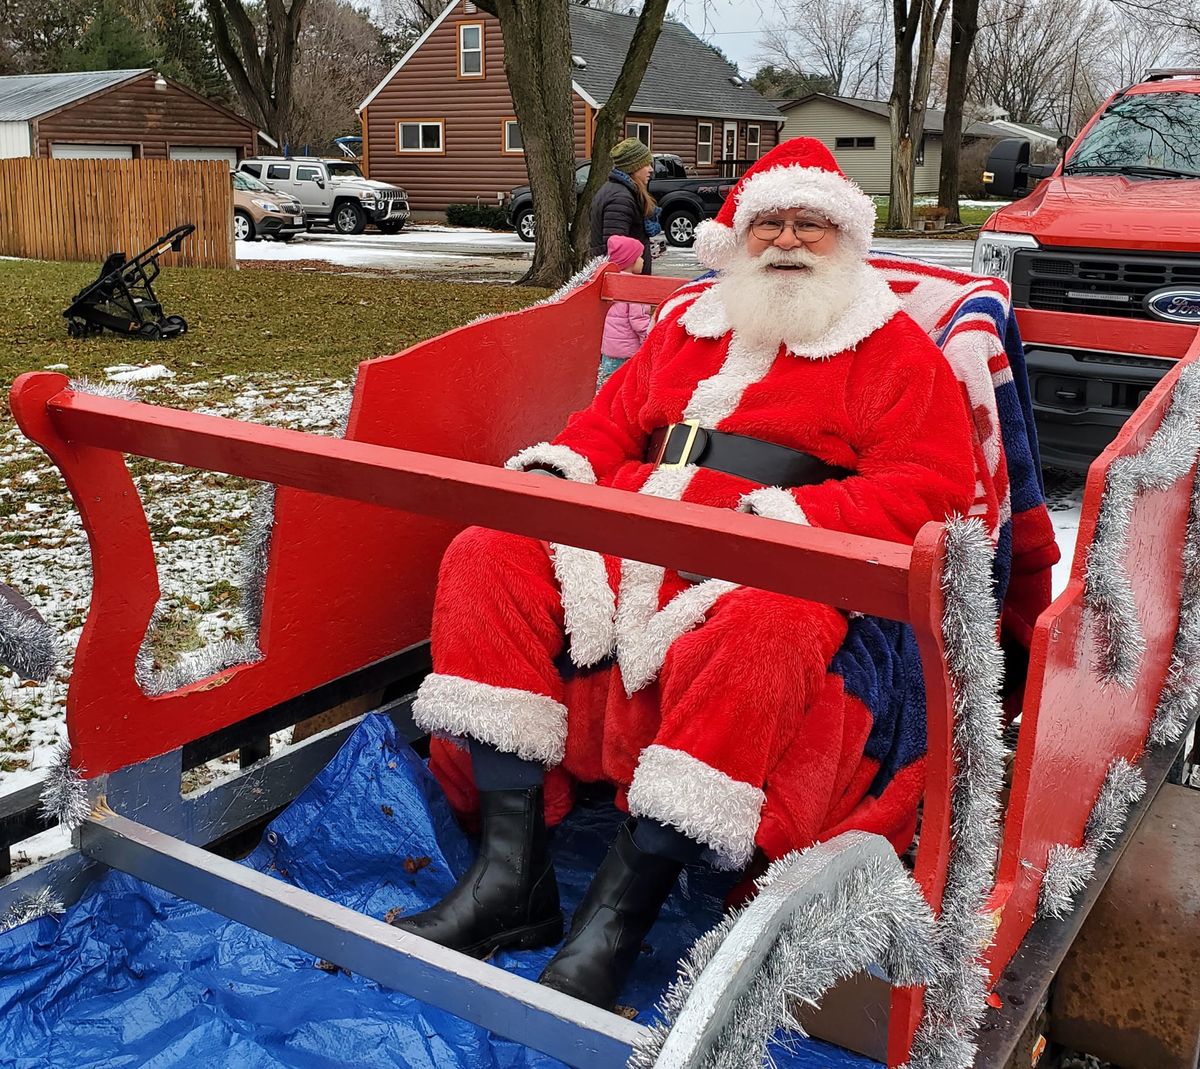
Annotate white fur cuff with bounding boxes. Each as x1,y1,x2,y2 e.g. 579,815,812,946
739,486,811,526
505,443,597,484
628,744,765,870
550,542,616,667
413,673,568,765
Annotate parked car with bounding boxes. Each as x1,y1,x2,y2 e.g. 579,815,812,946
231,170,306,243
977,67,1200,470
238,156,409,235
505,154,733,247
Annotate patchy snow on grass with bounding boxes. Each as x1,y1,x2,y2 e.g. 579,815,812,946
0,374,350,819
106,363,176,383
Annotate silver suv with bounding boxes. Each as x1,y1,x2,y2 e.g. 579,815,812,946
237,156,409,235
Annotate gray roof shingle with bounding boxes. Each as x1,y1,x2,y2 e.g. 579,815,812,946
569,9,782,122
777,94,1010,138
0,69,148,122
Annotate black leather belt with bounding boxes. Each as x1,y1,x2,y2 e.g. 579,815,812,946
646,421,852,487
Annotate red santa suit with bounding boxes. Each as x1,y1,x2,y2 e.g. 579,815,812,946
414,141,978,873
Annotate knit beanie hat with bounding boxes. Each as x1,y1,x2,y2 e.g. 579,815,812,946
606,234,644,268
693,136,876,270
611,137,652,174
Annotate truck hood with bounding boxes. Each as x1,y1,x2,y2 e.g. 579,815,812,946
991,174,1200,252
330,177,403,194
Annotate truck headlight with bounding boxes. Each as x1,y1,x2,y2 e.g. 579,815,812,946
361,196,377,206
972,231,1038,282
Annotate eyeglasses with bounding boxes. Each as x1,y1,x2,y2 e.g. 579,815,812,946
749,217,834,243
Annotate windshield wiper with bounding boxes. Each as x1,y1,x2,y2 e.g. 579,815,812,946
1065,164,1200,178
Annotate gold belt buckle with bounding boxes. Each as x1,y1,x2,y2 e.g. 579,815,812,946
658,419,701,468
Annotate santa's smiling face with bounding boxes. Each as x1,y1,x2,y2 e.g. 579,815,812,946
716,205,868,352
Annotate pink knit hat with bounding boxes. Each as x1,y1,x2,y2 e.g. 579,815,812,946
606,234,644,269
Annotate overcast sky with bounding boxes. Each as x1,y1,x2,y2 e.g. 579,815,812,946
673,0,780,73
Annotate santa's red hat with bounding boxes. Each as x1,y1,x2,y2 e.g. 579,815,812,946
693,137,876,270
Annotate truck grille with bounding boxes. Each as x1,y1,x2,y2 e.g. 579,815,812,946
1012,248,1200,320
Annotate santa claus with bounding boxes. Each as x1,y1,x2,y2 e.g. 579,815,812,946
393,137,978,1008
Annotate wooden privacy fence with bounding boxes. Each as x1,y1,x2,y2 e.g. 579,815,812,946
0,158,235,268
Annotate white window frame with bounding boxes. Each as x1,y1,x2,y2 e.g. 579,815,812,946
458,23,484,78
722,120,738,160
697,122,713,166
746,124,761,160
503,119,523,154
625,120,652,148
398,120,445,153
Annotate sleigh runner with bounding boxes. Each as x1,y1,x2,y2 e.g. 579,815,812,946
1,259,1198,1068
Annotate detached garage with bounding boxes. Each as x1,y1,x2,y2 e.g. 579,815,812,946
0,69,258,162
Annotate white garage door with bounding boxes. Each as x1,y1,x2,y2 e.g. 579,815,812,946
169,146,238,166
51,143,134,159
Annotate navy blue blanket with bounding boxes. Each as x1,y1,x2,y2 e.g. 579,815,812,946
0,714,880,1068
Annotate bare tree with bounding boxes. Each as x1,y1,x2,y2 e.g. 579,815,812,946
372,0,443,51
471,0,669,288
756,0,891,98
966,0,1108,128
204,0,310,144
886,0,950,229
288,0,391,152
937,0,979,221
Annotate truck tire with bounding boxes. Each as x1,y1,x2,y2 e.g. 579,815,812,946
334,200,366,235
233,210,256,242
515,207,536,242
663,207,698,247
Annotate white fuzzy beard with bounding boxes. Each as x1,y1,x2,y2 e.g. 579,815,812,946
716,243,865,353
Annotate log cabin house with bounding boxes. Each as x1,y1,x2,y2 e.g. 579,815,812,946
0,69,258,164
358,0,784,214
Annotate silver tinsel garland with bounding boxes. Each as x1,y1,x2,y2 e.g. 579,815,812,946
0,885,66,934
240,484,277,634
1151,447,1200,746
904,516,1007,1069
0,591,62,682
628,852,939,1069
66,376,138,402
1084,364,1200,688
1038,756,1147,920
38,739,90,830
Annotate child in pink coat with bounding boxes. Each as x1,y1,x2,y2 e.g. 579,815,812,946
597,234,651,389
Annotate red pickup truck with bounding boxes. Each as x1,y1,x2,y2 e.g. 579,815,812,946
978,68,1200,470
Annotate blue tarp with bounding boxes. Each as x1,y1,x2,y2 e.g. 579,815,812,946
0,714,882,1068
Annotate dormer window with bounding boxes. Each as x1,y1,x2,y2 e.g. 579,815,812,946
571,55,587,69
459,23,484,78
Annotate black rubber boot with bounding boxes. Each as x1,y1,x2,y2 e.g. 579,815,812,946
538,820,684,1008
391,786,562,957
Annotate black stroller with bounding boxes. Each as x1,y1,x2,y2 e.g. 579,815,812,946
63,224,194,340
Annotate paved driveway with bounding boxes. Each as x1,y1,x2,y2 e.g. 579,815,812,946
236,226,976,279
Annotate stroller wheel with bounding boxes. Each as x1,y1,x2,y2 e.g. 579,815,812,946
164,315,188,335
66,320,85,338
139,322,163,340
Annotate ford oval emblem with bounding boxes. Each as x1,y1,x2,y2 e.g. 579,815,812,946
1144,286,1200,324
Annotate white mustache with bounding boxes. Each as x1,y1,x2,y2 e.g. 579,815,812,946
755,247,819,269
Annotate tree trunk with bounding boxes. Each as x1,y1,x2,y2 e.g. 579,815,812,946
937,0,979,223
570,0,668,265
484,0,577,288
204,0,309,145
886,0,917,230
886,0,948,231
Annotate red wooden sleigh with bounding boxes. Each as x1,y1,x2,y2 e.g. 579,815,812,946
4,263,1199,1067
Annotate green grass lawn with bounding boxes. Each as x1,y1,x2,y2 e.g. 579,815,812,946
0,260,546,421
872,199,1001,228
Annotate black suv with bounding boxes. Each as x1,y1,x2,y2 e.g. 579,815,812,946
505,155,733,247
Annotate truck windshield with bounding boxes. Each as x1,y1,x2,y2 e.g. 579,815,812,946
1065,91,1200,178
326,162,364,179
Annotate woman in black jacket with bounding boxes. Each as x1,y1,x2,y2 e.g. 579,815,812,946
588,138,663,274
